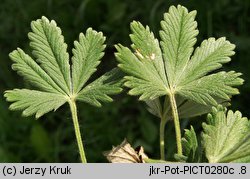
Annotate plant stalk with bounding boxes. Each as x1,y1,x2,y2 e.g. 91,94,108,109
144,158,168,163
159,118,166,160
169,93,182,155
69,100,87,163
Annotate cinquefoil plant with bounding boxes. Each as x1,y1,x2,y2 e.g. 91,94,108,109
115,5,244,160
182,105,250,162
4,16,123,163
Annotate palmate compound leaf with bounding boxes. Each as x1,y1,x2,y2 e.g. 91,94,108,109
115,5,243,119
202,106,250,163
4,16,123,119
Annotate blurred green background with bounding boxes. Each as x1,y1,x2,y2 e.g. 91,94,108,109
0,0,249,162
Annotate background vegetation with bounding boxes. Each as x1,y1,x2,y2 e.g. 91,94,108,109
0,0,249,162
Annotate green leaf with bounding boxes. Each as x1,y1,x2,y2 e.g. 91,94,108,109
116,5,243,116
28,16,71,94
160,5,198,86
182,126,201,162
179,71,243,105
115,44,168,100
5,16,122,119
9,48,64,94
72,28,106,94
202,106,250,163
179,37,235,85
4,89,66,119
145,98,163,119
77,68,123,107
130,21,168,87
146,95,229,121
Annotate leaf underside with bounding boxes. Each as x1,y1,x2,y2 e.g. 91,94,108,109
5,89,66,119
115,5,243,119
202,106,250,163
29,17,71,95
77,68,123,107
145,95,229,121
72,28,106,94
5,16,122,119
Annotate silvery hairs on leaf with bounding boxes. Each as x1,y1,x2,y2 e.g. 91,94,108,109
115,5,243,120
4,16,123,118
202,106,250,163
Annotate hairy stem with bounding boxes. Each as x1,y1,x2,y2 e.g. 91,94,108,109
69,100,87,163
169,93,182,155
160,118,167,160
